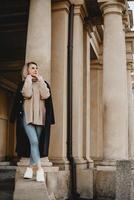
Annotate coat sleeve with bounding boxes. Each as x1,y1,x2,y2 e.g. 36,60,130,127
39,79,50,99
10,81,24,123
45,81,55,125
21,76,33,99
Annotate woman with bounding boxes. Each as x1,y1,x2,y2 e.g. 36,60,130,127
10,62,55,182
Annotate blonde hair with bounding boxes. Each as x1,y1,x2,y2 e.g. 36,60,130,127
21,62,38,81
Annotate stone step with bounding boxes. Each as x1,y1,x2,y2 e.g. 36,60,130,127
13,166,70,200
0,161,10,166
0,166,17,170
0,168,16,200
13,168,51,200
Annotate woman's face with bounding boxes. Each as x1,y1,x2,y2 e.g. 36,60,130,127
27,63,39,77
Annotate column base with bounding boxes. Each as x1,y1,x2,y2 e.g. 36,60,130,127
49,157,70,170
49,157,89,170
94,159,117,168
86,158,94,168
17,157,55,168
73,157,88,170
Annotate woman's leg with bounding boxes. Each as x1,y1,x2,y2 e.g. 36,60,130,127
35,126,43,170
35,125,42,140
29,126,42,166
23,119,41,166
29,153,35,166
33,125,45,182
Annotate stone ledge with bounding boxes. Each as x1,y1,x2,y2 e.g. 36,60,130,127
0,161,10,166
14,167,70,200
17,166,59,175
0,166,17,170
96,165,116,171
14,170,51,200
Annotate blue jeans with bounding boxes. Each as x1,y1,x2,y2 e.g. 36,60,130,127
23,116,43,165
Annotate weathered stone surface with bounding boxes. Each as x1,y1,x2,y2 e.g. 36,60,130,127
55,170,70,200
77,168,93,199
116,160,131,200
94,167,116,200
46,172,58,196
46,170,70,200
131,169,134,200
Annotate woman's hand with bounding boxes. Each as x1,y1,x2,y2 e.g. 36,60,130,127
34,74,44,82
26,74,32,81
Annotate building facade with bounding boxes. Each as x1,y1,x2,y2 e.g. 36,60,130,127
0,0,134,199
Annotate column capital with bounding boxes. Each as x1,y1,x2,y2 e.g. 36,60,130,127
123,12,132,32
69,0,84,4
73,0,88,21
98,0,125,16
52,0,88,19
52,0,84,6
84,22,93,37
52,0,71,13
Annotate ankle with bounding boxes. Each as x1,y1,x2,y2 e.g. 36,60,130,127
37,161,42,170
37,167,43,171
29,166,33,170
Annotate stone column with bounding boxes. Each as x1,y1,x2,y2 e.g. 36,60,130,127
25,0,51,82
90,61,103,161
125,37,134,159
20,0,51,165
127,64,134,159
83,26,93,165
100,1,128,160
49,1,70,169
72,0,87,165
